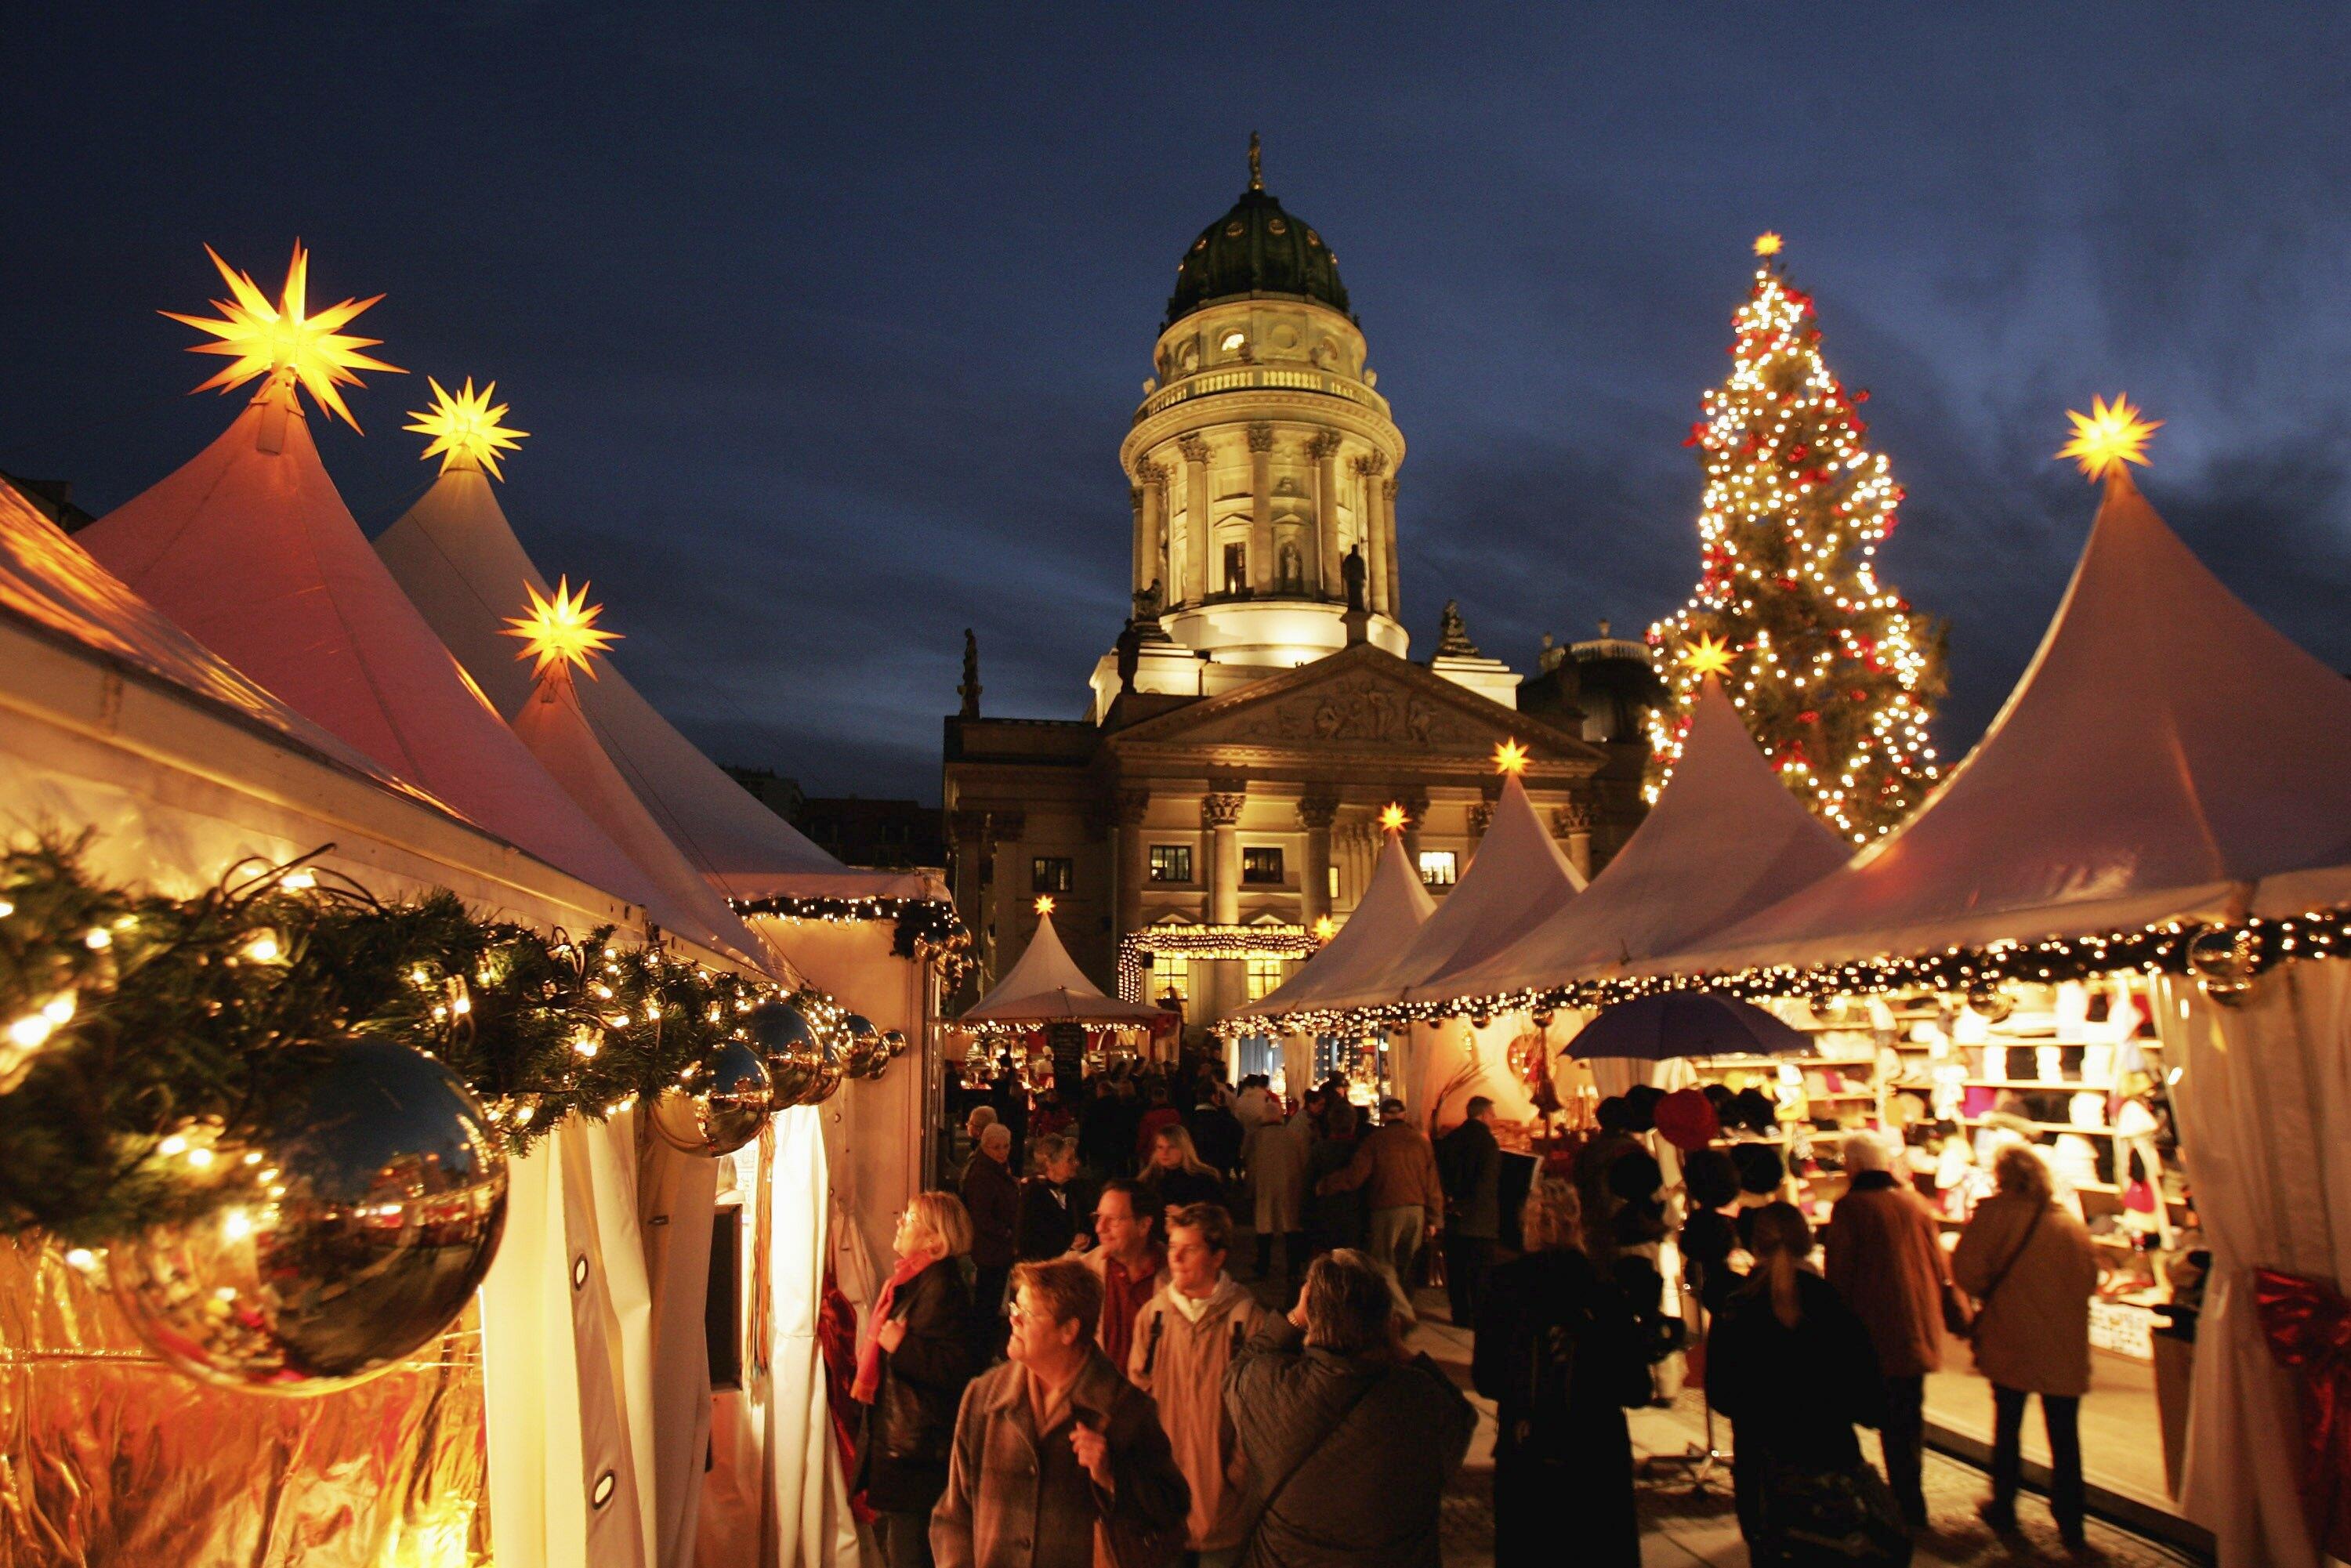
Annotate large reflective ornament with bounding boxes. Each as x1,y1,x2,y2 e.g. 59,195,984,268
840,1012,889,1080
2187,926,2259,1008
804,1012,847,1104
749,999,823,1104
651,1038,776,1156
882,1027,909,1060
110,1037,507,1393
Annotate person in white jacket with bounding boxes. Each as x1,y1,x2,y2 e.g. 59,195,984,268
1247,1107,1312,1284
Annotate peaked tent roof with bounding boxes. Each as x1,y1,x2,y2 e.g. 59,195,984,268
76,399,665,914
961,908,1166,1025
1419,679,1849,1001
510,665,795,978
1651,470,2351,977
375,467,928,900
1298,776,1585,1015
1237,828,1437,1019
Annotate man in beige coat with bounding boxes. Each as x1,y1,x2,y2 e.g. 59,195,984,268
1316,1098,1444,1320
1128,1204,1274,1568
1951,1143,2099,1547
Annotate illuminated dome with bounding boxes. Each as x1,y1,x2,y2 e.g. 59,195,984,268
1165,137,1351,328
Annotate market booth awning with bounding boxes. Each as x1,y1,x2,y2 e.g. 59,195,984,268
1236,823,1435,1023
961,905,1167,1026
1415,677,1850,1005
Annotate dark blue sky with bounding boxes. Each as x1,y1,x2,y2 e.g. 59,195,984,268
7,5,2349,801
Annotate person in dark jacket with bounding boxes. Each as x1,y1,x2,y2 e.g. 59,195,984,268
857,1193,981,1568
1140,1124,1226,1219
1436,1095,1503,1326
1303,1099,1366,1257
1016,1133,1082,1262
1824,1130,1951,1528
1473,1180,1651,1566
960,1122,1021,1327
1184,1093,1245,1176
1223,1249,1475,1568
1706,1202,1889,1550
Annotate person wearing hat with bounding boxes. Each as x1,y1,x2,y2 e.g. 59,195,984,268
1317,1096,1445,1324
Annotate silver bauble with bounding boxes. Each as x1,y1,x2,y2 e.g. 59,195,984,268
839,1012,889,1080
749,999,824,1104
2186,927,2259,1007
651,1037,777,1156
110,1037,507,1393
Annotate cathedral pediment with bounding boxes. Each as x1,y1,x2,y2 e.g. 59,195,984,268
1107,643,1605,773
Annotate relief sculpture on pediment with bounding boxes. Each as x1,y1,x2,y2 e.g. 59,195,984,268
1229,675,1465,748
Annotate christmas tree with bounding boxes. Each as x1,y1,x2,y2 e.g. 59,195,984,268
1646,234,1947,842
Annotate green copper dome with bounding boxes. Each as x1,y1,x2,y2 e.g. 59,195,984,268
1165,138,1352,328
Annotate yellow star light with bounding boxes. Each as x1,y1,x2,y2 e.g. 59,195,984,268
502,576,621,681
1033,895,1056,917
1492,738,1530,776
2056,393,2162,480
1378,802,1409,834
1312,914,1338,941
1753,231,1784,258
161,242,402,432
1679,634,1736,678
404,376,529,480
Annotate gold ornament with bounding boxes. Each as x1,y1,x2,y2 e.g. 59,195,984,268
107,1038,505,1393
882,1027,909,1062
839,1012,889,1080
651,1037,776,1157
749,998,824,1104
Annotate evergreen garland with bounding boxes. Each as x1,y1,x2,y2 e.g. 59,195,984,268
0,835,842,1248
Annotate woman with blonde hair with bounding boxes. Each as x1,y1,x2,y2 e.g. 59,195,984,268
1705,1202,1893,1555
1140,1121,1223,1219
1953,1141,2098,1545
853,1191,977,1568
1471,1179,1652,1564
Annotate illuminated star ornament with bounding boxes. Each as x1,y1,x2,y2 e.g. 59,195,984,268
1492,738,1530,776
1679,634,1737,678
1033,895,1056,917
2057,393,2161,481
1312,914,1338,942
405,376,529,479
503,577,621,682
162,242,402,431
1378,802,1409,835
1753,231,1784,259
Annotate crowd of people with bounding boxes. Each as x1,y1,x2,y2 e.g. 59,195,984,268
852,1057,2107,1567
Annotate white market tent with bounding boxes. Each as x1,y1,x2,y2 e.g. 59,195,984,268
962,906,1167,1026
1643,469,2351,1567
1237,825,1436,1021
375,462,926,902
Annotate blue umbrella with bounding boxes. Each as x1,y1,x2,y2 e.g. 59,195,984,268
1561,992,1814,1061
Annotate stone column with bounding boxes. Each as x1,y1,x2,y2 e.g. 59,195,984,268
1179,435,1212,605
1299,793,1338,926
1554,802,1594,882
1247,422,1275,595
1203,790,1245,925
1380,476,1402,620
1308,432,1342,599
1114,788,1149,939
987,810,1027,972
1399,790,1429,876
1354,453,1390,618
1467,798,1496,861
1133,459,1167,603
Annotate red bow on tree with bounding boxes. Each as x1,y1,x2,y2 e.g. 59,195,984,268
2254,1268,2351,1559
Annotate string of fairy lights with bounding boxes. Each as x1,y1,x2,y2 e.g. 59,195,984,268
1116,924,1323,1003
1646,234,1944,844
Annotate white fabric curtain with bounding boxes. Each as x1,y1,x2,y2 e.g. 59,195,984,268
639,1140,719,1567
2165,964,2351,1566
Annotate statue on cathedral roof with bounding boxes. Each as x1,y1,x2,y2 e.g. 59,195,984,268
1436,598,1482,658
958,628,981,719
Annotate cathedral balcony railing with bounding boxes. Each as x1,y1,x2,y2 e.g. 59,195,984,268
1135,365,1393,424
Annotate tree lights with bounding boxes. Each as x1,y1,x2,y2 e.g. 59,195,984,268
1646,235,1947,842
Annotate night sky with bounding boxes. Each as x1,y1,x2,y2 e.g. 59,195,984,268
7,5,2349,802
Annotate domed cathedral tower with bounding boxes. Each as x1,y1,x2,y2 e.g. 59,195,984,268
1101,136,1407,713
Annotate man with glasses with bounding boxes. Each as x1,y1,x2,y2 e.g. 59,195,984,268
932,1259,1190,1568
1083,1178,1168,1372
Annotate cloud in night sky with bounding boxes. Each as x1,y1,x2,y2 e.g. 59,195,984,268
5,3,2349,801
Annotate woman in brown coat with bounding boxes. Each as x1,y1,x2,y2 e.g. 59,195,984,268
1824,1131,1949,1527
1951,1143,2099,1547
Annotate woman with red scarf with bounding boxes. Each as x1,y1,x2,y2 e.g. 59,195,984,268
855,1192,980,1568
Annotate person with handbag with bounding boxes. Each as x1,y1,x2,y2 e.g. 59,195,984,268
1951,1143,2099,1548
1705,1203,1909,1564
1221,1249,1475,1567
1824,1131,1953,1530
857,1193,981,1568
1471,1179,1652,1566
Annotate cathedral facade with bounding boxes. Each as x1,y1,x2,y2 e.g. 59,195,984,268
943,142,1657,1036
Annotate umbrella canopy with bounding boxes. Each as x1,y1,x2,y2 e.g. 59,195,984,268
1415,678,1849,1003
962,907,1165,1026
1563,993,1813,1062
1646,468,2351,979
1236,827,1436,1020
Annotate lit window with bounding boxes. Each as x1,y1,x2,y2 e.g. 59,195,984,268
1328,865,1341,900
1221,330,1247,353
1246,955,1288,1001
1031,856,1073,893
1154,954,1190,1005
1419,850,1458,887
1242,847,1284,885
1149,845,1194,883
